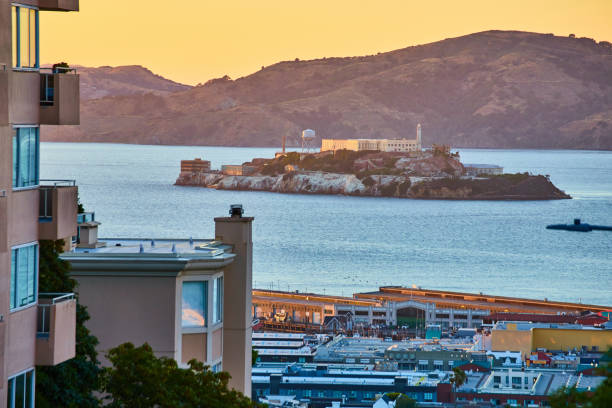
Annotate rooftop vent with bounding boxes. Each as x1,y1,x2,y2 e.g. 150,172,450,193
230,204,244,218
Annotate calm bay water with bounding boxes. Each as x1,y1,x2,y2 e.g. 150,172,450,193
41,143,612,305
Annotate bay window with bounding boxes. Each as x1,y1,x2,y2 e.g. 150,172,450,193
7,369,35,408
10,243,38,310
182,281,207,328
12,4,39,69
12,127,39,188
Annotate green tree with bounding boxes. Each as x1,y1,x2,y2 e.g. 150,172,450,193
252,348,259,367
450,367,467,388
35,239,101,408
395,394,417,408
102,342,262,408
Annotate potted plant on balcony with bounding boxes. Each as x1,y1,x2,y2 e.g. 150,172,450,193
52,62,72,74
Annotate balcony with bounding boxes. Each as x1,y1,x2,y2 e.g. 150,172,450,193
38,0,79,12
39,180,78,242
40,68,80,125
10,70,39,124
36,293,77,366
1,63,7,125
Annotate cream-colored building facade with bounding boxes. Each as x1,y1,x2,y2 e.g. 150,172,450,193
321,124,423,153
62,213,254,396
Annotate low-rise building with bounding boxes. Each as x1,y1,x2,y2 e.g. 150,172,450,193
321,138,421,154
384,347,485,371
252,365,452,408
463,164,503,176
456,368,606,406
491,321,612,360
222,164,258,176
61,210,255,395
180,158,211,173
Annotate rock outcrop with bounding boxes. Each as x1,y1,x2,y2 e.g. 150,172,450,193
176,171,570,200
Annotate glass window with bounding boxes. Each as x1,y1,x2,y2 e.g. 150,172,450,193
7,369,35,408
424,392,433,401
12,5,38,69
10,244,38,310
182,281,207,328
213,276,223,323
12,128,39,188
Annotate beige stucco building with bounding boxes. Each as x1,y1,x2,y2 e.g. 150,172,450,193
1,2,80,407
61,213,254,396
321,124,423,153
491,322,612,360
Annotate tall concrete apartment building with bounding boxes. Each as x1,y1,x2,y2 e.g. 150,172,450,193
1,1,79,407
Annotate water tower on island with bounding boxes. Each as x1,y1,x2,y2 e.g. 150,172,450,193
301,129,316,153
416,123,422,150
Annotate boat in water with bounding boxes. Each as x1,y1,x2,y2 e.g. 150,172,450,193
546,219,612,232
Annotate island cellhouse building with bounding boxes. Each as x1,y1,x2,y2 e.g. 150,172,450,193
1,1,81,407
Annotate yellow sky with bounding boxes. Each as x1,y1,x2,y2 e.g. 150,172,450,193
41,0,612,85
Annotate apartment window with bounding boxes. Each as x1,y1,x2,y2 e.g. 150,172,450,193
212,276,223,323
10,244,38,310
182,281,207,328
7,369,35,408
424,392,433,401
12,5,39,69
12,127,40,188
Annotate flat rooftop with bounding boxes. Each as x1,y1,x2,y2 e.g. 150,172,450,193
493,321,607,331
357,287,611,314
68,238,233,258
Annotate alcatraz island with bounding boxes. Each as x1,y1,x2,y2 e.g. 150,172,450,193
175,126,570,200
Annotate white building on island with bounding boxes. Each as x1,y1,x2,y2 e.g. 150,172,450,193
321,124,423,153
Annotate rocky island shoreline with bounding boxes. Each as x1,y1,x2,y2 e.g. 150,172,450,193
175,150,571,201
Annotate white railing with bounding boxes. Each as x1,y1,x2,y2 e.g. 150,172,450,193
37,293,75,337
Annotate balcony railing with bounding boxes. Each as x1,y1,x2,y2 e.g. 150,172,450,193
40,67,77,105
39,180,76,221
36,293,77,366
39,68,80,125
38,180,78,241
37,293,75,337
77,211,95,224
40,179,77,187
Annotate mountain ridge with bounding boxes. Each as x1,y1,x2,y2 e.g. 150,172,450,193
43,30,612,150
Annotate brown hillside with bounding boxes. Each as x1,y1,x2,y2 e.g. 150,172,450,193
76,65,191,100
44,31,612,149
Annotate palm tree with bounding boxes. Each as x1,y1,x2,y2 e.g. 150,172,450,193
450,367,467,404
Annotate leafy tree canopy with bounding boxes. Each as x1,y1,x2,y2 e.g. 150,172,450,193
102,342,262,408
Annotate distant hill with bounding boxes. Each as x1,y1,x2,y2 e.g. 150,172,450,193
44,31,612,149
75,65,191,100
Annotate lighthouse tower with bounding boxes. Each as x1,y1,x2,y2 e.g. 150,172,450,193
416,123,422,150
